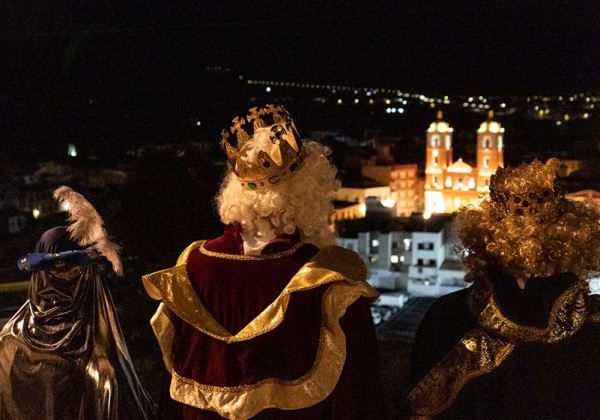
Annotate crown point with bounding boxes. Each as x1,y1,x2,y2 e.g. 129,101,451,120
436,110,443,121
221,104,304,190
488,110,494,121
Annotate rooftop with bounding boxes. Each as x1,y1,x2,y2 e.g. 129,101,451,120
447,158,473,174
336,214,452,238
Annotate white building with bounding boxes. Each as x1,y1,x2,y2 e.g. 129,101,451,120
337,214,468,298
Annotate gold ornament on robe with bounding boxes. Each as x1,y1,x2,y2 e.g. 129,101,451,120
407,279,590,419
143,242,378,419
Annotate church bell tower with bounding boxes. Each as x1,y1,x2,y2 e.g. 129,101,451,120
476,110,505,190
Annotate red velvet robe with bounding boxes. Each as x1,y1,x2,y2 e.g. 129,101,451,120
144,225,381,419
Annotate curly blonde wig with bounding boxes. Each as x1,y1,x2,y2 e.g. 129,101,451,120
455,159,600,283
216,131,340,248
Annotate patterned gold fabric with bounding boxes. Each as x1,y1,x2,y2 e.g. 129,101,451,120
468,280,588,343
407,329,514,419
143,242,377,419
408,279,589,419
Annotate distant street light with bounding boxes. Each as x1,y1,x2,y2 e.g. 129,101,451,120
68,144,77,158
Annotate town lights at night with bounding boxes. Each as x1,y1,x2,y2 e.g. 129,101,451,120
2,4,600,419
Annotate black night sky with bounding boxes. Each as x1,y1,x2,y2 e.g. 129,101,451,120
1,1,600,158
3,1,600,93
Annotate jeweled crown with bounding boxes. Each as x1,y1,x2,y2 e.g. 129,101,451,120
220,104,305,190
489,159,563,218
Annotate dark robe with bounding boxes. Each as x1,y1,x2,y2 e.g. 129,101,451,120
144,224,382,419
408,272,600,420
0,227,156,420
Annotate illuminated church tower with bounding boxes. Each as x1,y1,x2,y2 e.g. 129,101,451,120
424,111,453,215
476,110,505,190
424,110,505,216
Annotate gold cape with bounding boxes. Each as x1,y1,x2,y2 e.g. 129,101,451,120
142,241,378,419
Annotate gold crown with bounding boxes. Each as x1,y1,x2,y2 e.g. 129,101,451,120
489,159,564,219
220,104,305,190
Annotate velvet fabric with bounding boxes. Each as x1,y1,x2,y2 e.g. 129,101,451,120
159,225,381,419
409,274,600,419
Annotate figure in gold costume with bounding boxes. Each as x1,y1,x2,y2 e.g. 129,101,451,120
143,105,382,419
0,187,156,420
407,159,600,419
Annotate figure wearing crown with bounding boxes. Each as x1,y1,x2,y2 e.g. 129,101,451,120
143,105,382,419
407,159,600,419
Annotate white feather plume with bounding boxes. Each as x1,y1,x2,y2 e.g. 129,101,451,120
53,186,123,276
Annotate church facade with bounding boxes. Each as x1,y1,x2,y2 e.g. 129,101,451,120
424,111,504,216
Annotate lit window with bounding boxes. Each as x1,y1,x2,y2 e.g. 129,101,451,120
483,136,491,149
372,239,379,247
468,177,475,189
433,176,439,185
434,156,439,166
403,238,411,251
484,157,490,168
445,176,452,188
400,255,405,263
432,135,440,148
391,255,399,263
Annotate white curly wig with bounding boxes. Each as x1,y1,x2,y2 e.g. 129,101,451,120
216,127,340,248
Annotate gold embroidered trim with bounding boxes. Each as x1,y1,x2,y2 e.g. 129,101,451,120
468,280,587,343
408,329,515,419
142,242,371,343
151,281,377,419
408,279,590,418
198,240,305,260
150,303,175,373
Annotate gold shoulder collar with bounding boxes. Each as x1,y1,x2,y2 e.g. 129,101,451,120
147,246,377,418
468,280,587,343
197,240,305,260
142,242,371,343
408,279,590,418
